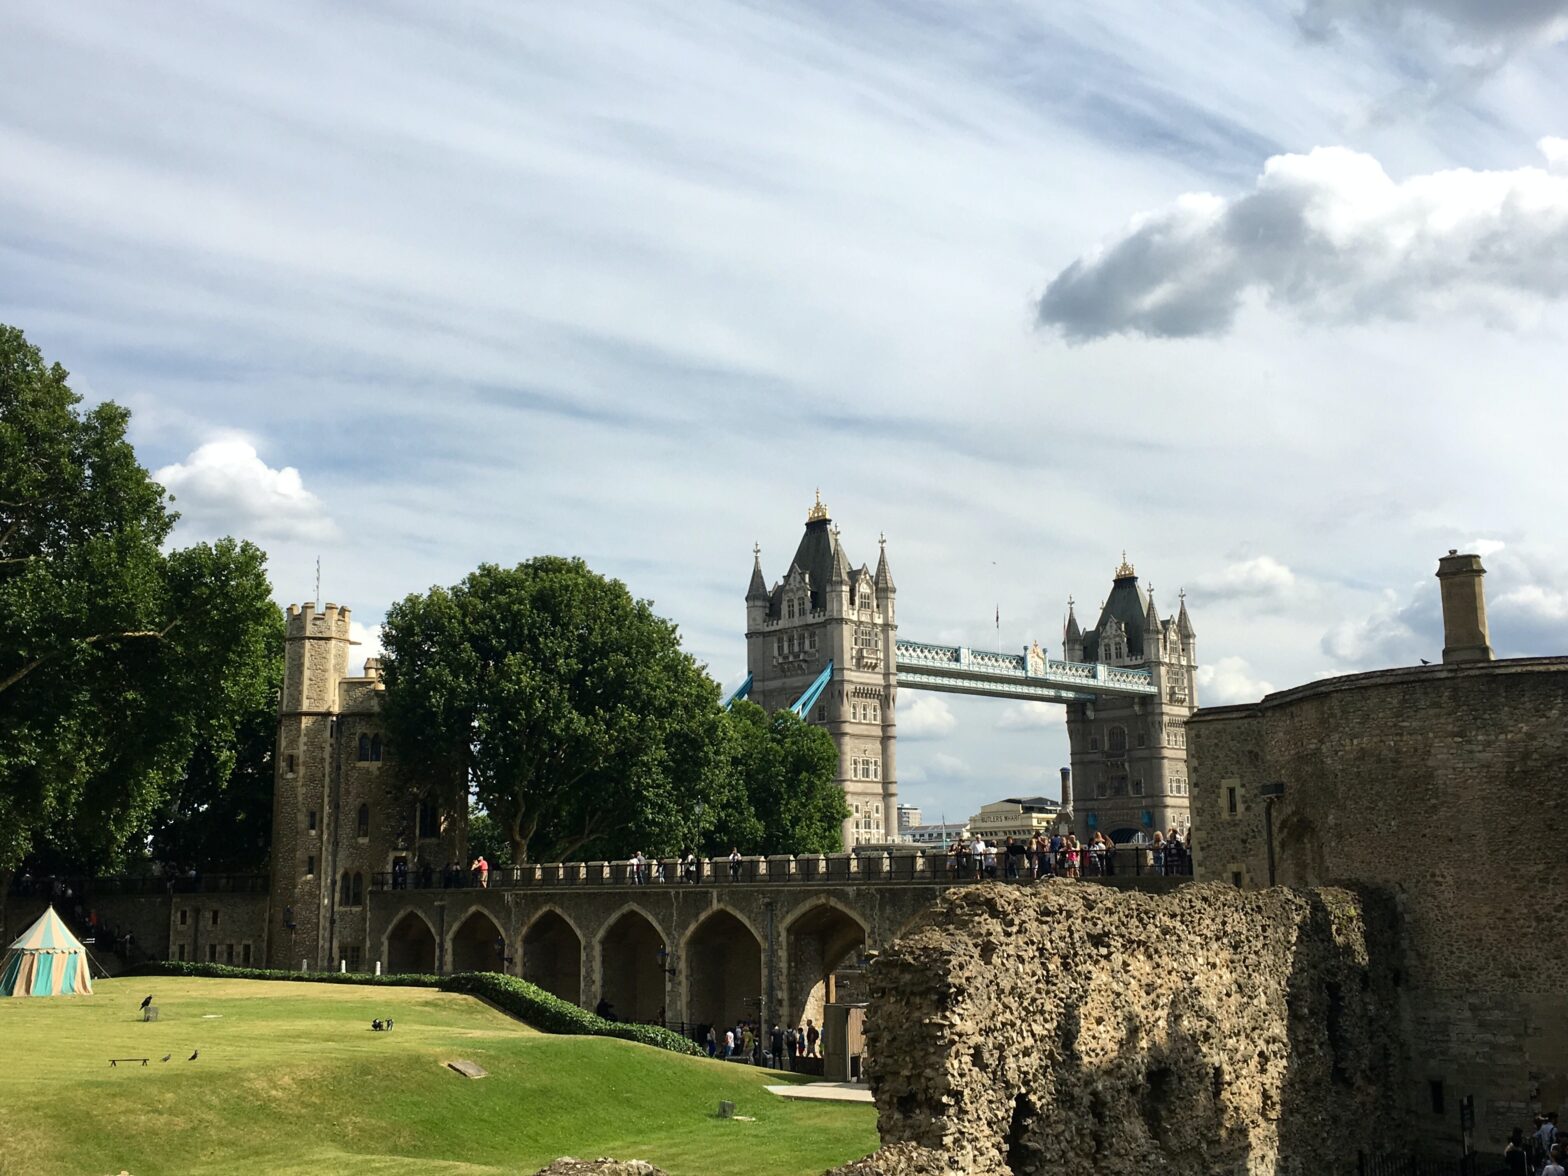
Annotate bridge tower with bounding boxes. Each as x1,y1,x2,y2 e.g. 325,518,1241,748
1062,556,1198,844
746,494,898,846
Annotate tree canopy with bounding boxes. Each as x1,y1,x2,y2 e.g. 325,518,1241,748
0,324,283,876
710,701,846,856
381,557,731,864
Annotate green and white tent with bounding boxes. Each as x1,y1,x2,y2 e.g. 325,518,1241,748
0,906,93,997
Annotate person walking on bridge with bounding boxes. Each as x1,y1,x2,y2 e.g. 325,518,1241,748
728,847,742,881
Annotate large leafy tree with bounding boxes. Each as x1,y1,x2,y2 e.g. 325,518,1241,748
380,558,730,863
711,701,845,855
0,325,282,880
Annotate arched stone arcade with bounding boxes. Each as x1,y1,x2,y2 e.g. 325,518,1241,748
449,907,507,974
522,908,583,1006
385,909,438,974
597,906,669,1024
784,899,867,1030
683,907,762,1036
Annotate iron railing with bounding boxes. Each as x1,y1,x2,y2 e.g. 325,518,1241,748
369,847,1192,892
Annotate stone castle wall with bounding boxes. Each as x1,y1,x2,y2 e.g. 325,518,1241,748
1186,657,1568,1152
834,880,1403,1176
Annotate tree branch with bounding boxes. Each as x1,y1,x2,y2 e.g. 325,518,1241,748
0,621,178,695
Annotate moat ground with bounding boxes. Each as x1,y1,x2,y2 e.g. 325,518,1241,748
0,978,877,1176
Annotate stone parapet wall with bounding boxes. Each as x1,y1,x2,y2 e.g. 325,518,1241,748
840,880,1402,1176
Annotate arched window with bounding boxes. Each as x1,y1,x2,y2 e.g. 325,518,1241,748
418,796,439,839
358,734,370,761
356,804,370,839
370,734,382,762
1108,726,1127,754
351,873,364,906
340,872,353,905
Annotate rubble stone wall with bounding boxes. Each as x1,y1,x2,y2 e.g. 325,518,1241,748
836,880,1403,1176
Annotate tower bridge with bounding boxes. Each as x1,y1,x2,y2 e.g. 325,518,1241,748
741,494,1199,847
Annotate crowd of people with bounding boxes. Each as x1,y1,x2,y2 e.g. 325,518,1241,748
1505,1112,1565,1174
696,1017,823,1068
946,828,1191,879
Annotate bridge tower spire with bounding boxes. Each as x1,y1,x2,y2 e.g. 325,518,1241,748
745,497,899,847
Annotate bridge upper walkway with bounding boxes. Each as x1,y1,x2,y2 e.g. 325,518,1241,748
894,639,1157,702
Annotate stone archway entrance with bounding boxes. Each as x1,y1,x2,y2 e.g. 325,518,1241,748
450,909,506,974
785,902,866,1030
598,909,667,1025
386,911,437,974
684,909,761,1038
523,910,582,1005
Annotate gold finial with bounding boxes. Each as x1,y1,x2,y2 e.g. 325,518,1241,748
1115,550,1135,578
807,488,830,523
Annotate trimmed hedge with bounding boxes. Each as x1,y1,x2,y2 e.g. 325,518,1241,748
129,961,703,1056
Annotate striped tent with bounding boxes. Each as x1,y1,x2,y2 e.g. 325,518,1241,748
0,906,93,997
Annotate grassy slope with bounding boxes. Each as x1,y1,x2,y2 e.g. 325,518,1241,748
0,977,877,1176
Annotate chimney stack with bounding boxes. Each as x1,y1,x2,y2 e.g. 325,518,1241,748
1435,550,1494,664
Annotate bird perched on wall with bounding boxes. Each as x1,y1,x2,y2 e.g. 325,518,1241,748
140,994,153,1010
1420,658,1431,665
188,1050,199,1061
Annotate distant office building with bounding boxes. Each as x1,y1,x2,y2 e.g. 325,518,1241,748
897,804,922,832
966,796,1066,843
904,821,968,848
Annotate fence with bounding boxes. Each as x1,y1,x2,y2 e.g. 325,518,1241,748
368,845,1192,892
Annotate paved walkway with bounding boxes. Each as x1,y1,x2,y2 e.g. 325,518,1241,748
764,1081,874,1104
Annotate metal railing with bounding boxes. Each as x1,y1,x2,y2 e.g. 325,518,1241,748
369,847,1192,892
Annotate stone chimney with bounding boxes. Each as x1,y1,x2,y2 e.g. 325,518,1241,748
1435,550,1494,664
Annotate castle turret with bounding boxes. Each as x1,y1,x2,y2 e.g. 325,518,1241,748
746,546,769,630
875,534,896,623
1064,600,1083,662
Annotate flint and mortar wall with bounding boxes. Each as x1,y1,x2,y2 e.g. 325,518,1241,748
836,880,1402,1176
1187,657,1568,1151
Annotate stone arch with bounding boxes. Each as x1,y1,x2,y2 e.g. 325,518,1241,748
783,897,869,1031
522,906,583,1006
596,903,669,1025
448,906,506,974
681,905,763,1040
384,908,438,975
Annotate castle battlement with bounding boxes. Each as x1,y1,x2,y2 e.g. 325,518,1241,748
284,601,353,638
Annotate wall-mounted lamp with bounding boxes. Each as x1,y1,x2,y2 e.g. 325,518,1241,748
655,945,677,977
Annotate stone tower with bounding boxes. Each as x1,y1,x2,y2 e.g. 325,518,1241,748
746,494,899,846
1062,556,1197,843
268,602,466,971
269,602,353,969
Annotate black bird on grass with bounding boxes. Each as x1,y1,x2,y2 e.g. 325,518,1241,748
161,1054,171,1062
188,1050,199,1061
140,994,153,1010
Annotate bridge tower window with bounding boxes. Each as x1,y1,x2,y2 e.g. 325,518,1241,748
1108,726,1127,754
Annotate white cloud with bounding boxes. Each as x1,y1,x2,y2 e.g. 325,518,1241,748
1191,556,1298,604
1196,656,1275,704
155,437,338,543
931,753,972,780
1037,141,1568,340
996,702,1060,731
899,694,957,739
348,619,383,677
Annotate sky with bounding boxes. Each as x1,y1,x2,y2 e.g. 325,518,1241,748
4,1,1568,827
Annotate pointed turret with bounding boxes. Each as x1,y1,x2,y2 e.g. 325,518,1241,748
1177,592,1195,639
1063,598,1084,662
830,527,851,585
747,544,767,601
875,534,895,594
1144,591,1161,635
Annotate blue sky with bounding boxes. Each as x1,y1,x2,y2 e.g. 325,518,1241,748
4,1,1567,825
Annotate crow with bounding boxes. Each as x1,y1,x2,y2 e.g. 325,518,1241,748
140,994,153,1010
161,1054,171,1062
1420,658,1431,665
188,1050,199,1061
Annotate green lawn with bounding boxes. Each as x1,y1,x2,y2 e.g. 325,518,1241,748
0,977,877,1176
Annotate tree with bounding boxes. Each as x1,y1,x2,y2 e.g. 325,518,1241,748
380,558,730,863
711,701,846,855
0,325,282,880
